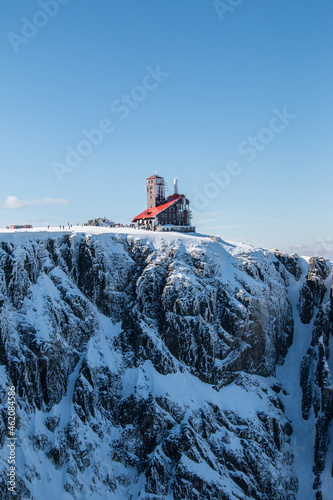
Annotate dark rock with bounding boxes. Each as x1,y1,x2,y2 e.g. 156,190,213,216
0,232,328,499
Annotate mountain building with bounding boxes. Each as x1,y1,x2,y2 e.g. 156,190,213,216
132,174,195,232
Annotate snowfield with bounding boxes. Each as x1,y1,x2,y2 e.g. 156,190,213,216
0,227,332,499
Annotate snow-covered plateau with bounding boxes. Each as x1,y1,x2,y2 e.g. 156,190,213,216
0,227,332,499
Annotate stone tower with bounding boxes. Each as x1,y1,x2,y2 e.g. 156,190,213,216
146,174,166,208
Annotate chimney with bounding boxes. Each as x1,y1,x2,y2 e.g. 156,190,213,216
174,177,178,195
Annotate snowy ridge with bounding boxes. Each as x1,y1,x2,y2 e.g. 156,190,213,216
0,228,332,499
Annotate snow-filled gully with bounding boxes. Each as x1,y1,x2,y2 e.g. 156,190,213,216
277,260,332,500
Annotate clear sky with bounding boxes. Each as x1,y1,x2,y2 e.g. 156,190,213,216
1,0,332,257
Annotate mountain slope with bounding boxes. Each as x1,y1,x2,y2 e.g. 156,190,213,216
0,228,332,499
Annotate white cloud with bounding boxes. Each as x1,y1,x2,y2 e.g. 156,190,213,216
0,196,69,209
289,239,333,260
292,243,307,249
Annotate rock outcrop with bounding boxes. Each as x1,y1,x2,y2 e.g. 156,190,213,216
298,258,333,492
0,230,331,499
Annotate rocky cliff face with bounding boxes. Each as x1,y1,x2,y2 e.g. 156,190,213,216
0,229,332,499
298,258,333,495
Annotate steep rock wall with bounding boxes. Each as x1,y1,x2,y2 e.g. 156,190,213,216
0,230,331,499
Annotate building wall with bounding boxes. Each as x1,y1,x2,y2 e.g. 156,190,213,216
155,197,191,226
146,176,165,208
136,218,155,230
146,179,155,208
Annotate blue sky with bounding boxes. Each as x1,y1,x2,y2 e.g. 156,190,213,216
1,0,332,256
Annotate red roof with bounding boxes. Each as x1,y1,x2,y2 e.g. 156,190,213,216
146,174,163,180
132,194,184,221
